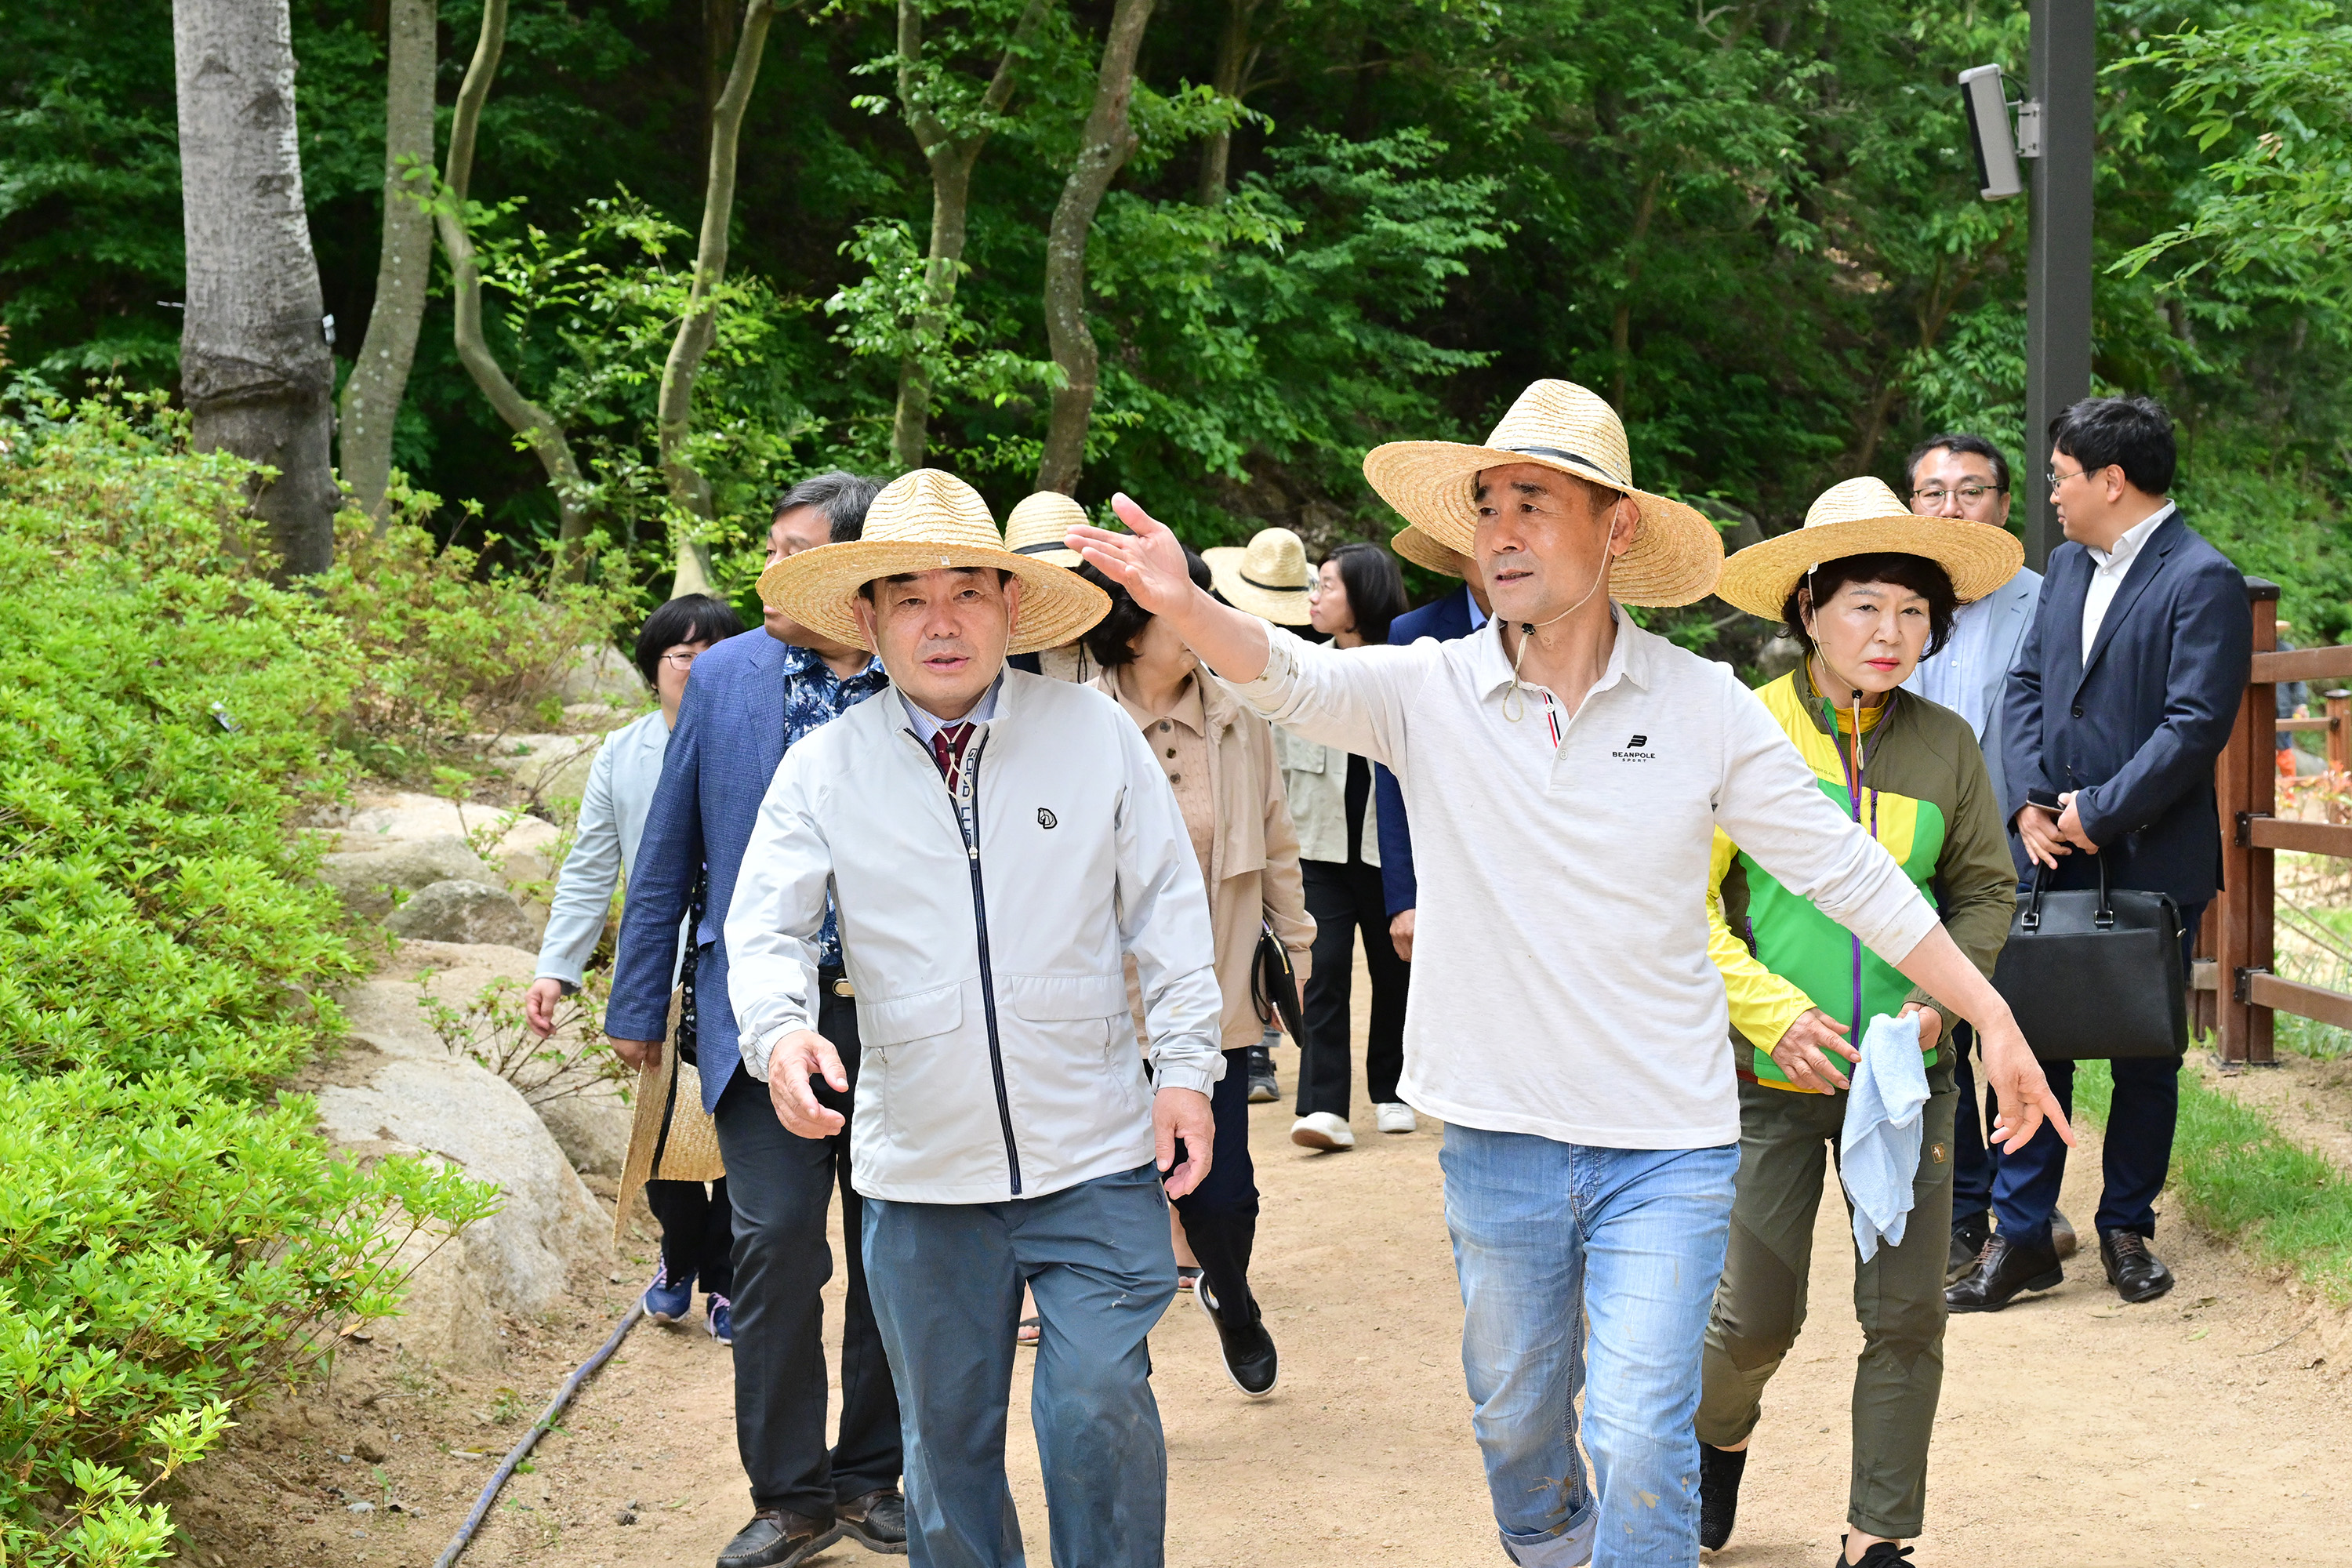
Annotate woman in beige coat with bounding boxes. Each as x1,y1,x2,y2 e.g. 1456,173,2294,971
1082,546,1315,1399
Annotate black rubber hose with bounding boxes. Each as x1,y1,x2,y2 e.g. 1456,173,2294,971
432,1298,646,1568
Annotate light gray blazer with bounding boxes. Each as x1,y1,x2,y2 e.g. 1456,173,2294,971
534,709,675,987
1905,567,2042,813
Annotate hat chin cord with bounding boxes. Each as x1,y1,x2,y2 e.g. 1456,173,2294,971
1502,541,1613,724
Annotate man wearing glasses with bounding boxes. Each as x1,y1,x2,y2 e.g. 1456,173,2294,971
1949,396,2250,1315
1897,434,2051,1282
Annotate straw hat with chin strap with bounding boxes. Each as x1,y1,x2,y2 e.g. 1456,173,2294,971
1002,490,1089,568
1362,378,1723,607
1715,476,2025,620
760,470,1110,656
1203,527,1315,625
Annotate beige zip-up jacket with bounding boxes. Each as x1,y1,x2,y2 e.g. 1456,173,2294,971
1275,724,1381,866
1093,666,1316,1049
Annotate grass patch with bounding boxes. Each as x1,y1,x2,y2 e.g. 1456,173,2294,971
2075,1058,2352,1303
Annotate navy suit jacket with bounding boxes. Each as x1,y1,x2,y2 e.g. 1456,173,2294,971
605,628,884,1111
2000,509,2250,906
1374,586,1482,915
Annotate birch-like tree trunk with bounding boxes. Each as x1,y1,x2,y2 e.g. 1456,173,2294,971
434,0,596,581
1195,0,1260,206
1034,0,1155,495
889,0,1050,469
656,0,775,599
340,0,437,524
173,0,339,576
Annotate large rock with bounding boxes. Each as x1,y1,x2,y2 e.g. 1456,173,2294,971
314,1053,606,1322
558,643,648,706
474,733,604,813
534,1083,633,1177
318,835,495,922
386,879,535,948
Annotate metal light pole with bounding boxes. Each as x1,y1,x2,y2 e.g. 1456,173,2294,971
2021,0,2096,569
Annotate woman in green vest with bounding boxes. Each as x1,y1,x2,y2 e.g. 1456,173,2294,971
1695,477,2024,1566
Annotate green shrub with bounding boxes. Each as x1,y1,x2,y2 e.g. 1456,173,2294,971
0,390,506,1564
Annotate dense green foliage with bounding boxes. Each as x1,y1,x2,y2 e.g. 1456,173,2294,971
0,397,503,1566
0,0,2347,635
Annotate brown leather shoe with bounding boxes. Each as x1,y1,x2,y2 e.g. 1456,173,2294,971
1945,1232,2063,1312
717,1508,839,1568
837,1488,909,1555
2051,1207,2080,1261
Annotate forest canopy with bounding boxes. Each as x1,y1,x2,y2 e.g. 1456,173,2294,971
2,0,2347,642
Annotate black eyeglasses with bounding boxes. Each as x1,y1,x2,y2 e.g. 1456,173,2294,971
1911,484,2008,506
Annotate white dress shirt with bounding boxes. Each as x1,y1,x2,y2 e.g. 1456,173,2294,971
1907,595,1994,732
2081,503,2175,662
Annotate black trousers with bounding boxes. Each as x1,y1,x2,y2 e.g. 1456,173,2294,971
1170,1047,1262,1324
711,983,902,1517
1298,858,1409,1118
643,1176,734,1298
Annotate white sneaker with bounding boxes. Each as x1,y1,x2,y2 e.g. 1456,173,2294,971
1375,1102,1417,1134
1290,1112,1356,1151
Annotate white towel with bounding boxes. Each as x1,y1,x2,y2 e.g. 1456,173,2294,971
1839,1012,1929,1262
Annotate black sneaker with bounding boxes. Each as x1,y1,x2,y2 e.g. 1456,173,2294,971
1947,1212,1991,1285
1699,1443,1747,1552
1203,1289,1277,1397
836,1489,909,1555
717,1508,838,1568
1246,1045,1279,1104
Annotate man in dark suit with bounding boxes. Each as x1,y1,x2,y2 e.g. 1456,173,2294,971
1950,396,2251,1314
1374,529,1491,960
606,474,907,1568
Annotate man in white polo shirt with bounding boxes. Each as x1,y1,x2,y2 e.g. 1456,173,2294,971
1072,379,2069,1568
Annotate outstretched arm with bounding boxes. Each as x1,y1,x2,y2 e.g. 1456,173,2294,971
1069,495,1273,681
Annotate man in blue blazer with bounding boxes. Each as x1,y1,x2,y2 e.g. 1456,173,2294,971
1373,529,1491,958
1950,397,2251,1315
1896,434,2049,1278
606,474,906,1568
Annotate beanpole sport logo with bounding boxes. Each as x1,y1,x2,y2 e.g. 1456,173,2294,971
1612,732,1656,761
1037,808,1058,829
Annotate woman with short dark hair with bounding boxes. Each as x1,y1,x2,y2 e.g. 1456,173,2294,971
524,593,746,1340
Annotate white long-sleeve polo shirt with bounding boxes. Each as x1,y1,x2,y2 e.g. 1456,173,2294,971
1226,615,1940,1149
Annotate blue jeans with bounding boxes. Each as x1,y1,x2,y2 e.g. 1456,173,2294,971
861,1163,1177,1568
1443,1126,1740,1568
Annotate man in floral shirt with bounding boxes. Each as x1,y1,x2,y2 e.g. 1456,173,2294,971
608,473,906,1568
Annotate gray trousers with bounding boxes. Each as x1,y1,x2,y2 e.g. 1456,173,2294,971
710,988,902,1518
862,1162,1177,1568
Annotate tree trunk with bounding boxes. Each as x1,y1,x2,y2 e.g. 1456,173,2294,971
340,0,437,524
1034,0,1156,495
1195,0,1259,206
889,0,1050,470
433,0,595,581
172,0,339,577
1610,172,1661,414
657,0,775,599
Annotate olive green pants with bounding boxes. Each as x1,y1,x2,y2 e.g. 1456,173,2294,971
1695,1074,1958,1541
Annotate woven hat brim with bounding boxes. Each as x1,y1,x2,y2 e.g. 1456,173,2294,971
760,540,1112,657
614,994,724,1248
1362,441,1724,607
1714,514,2027,619
1202,546,1314,625
1391,525,1465,579
1012,543,1085,568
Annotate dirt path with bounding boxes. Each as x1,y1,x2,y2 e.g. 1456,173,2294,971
199,960,2352,1568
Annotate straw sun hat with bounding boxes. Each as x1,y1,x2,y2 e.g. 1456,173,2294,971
1391,524,1467,579
759,470,1110,657
1361,379,1723,607
1203,527,1315,625
1002,490,1087,568
1714,476,2025,620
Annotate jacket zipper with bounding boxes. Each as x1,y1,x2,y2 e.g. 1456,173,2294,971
953,731,1024,1196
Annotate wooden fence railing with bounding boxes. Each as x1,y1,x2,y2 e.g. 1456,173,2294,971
2193,577,2352,1063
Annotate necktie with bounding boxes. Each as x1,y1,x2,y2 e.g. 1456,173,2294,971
930,720,975,793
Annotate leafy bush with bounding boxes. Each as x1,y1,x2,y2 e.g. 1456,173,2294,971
0,391,506,1565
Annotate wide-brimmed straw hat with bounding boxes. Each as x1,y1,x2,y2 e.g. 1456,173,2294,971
1203,527,1315,625
1361,379,1723,607
613,990,724,1248
1003,491,1087,568
1715,476,2025,619
1391,524,1466,579
760,470,1110,656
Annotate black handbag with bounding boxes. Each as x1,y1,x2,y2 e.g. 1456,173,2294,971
1250,917,1305,1041
1991,858,2187,1061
